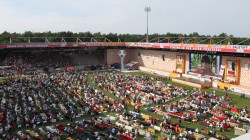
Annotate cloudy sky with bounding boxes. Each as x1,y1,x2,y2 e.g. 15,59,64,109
0,0,249,37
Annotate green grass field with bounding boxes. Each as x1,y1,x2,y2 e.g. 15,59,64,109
128,71,250,109
88,71,250,139
3,71,250,139
0,77,6,83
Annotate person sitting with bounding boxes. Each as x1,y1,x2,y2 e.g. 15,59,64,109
195,128,199,133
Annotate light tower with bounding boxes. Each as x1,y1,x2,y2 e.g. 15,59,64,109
144,6,151,42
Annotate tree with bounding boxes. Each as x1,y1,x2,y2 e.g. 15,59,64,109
0,31,245,44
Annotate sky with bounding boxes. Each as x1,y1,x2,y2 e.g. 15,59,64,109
0,0,250,37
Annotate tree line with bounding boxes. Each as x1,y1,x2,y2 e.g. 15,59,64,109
0,31,249,45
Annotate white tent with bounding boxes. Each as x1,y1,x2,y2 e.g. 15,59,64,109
232,132,250,140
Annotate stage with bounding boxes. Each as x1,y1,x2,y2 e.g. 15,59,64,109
172,77,212,89
170,72,182,78
217,81,250,96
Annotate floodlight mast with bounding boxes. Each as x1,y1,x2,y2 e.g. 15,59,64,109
145,6,151,43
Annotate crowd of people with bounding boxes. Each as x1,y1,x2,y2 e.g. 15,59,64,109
1,52,73,70
1,70,132,139
92,72,188,107
147,88,249,139
0,52,75,78
0,52,249,140
0,69,192,140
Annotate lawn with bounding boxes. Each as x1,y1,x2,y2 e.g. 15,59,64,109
7,71,249,140
88,71,250,139
0,77,6,83
129,71,250,109
203,89,250,109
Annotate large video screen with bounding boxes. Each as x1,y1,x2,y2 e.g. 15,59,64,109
190,54,220,76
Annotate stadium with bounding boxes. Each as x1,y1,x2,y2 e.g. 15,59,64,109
0,35,250,140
